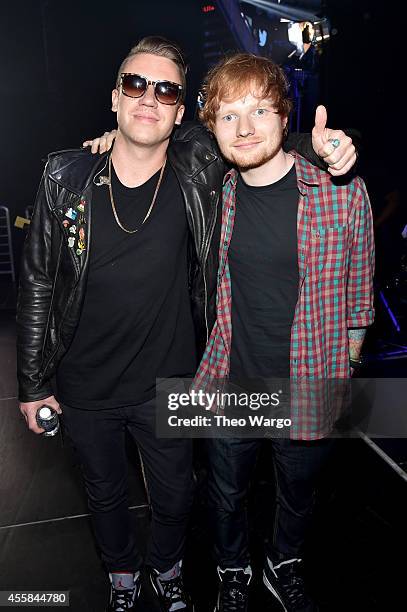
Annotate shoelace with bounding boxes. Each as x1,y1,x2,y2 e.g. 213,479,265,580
111,587,136,611
158,575,187,609
221,573,249,612
281,567,311,608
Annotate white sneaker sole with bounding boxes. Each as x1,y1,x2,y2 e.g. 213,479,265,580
262,571,287,612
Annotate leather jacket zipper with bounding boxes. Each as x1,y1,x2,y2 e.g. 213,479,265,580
201,191,219,343
39,204,81,381
40,236,63,359
39,291,75,381
203,270,209,343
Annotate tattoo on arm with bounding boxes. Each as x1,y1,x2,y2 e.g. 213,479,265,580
348,328,367,360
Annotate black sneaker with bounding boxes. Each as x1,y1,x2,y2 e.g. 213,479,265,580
215,567,252,612
149,566,194,611
263,558,318,612
107,572,141,611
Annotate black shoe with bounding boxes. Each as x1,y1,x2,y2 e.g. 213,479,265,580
107,572,141,611
263,558,318,612
149,566,194,611
215,567,252,612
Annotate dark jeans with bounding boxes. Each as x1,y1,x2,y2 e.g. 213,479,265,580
205,437,334,569
62,400,193,573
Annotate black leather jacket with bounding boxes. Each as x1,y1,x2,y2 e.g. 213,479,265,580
17,122,224,402
17,121,344,402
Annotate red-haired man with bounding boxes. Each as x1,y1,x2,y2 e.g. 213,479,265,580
195,53,374,612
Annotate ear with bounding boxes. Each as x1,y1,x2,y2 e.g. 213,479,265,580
175,104,185,126
282,115,288,129
111,89,119,113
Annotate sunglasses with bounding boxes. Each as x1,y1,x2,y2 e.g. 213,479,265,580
119,73,183,105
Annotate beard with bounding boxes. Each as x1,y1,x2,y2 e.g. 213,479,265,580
219,132,284,171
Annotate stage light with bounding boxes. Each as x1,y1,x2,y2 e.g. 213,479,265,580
240,0,319,22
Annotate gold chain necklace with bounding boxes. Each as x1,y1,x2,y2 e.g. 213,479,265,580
108,154,166,234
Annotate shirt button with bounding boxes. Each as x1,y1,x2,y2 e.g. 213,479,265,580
210,190,216,197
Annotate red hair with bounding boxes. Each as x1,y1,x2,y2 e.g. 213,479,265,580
200,53,292,131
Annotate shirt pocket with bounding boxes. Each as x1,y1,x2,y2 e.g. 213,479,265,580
308,224,348,282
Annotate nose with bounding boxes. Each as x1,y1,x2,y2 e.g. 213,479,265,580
139,83,157,107
237,115,254,138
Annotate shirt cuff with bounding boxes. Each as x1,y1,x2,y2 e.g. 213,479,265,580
347,309,375,328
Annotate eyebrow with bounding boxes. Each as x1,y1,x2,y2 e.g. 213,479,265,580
217,98,275,113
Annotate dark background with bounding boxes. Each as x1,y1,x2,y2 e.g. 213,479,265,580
321,0,400,153
0,0,402,262
0,4,405,608
0,0,204,223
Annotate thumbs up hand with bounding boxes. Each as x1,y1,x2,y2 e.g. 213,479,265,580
312,105,356,176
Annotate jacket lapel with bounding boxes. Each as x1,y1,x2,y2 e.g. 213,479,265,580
57,190,90,272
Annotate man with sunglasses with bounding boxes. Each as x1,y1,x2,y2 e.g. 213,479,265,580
17,36,357,612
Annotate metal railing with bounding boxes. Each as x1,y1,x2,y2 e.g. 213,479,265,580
0,206,16,284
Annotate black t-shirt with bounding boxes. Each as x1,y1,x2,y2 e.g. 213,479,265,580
56,162,197,409
229,165,299,380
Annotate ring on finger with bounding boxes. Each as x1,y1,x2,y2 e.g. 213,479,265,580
328,138,340,149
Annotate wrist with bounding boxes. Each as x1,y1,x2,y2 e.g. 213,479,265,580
349,356,364,370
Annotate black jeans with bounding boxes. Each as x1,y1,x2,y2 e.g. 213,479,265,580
62,400,193,573
205,437,333,569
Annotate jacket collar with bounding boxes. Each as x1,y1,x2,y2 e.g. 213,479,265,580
48,138,219,197
169,122,221,180
47,148,110,198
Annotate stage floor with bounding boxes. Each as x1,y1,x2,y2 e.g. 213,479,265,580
1,310,405,611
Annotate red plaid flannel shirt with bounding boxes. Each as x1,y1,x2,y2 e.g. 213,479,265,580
193,154,375,439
